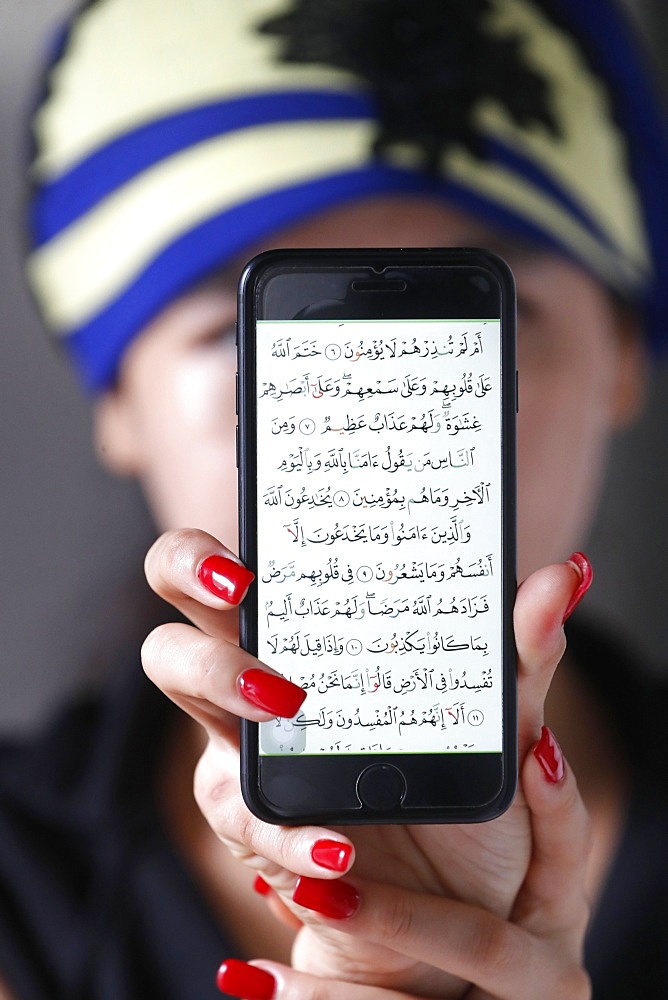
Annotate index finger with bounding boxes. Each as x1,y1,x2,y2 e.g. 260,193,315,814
145,527,254,639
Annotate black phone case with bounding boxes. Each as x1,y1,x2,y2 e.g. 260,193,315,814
237,248,517,825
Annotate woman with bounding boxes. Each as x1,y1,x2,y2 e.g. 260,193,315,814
1,0,667,996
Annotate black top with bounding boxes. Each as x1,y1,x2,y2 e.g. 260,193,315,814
567,623,668,996
0,619,666,999
0,665,230,1000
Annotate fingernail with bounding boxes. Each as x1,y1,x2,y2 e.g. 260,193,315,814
198,555,255,605
292,875,360,919
533,726,565,784
239,668,306,717
562,551,593,623
253,874,272,896
216,959,275,998
311,839,354,873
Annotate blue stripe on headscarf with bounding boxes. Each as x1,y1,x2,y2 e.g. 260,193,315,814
67,165,443,390
32,84,623,274
71,150,621,391
30,90,376,246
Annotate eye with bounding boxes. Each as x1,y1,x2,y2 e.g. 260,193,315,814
515,295,548,369
193,320,236,351
516,292,539,326
215,322,237,345
211,322,237,347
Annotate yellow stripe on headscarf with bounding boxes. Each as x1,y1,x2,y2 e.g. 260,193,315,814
28,118,376,332
31,0,362,181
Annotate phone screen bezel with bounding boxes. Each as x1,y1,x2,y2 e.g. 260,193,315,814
238,247,517,825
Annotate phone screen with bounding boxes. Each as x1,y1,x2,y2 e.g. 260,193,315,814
256,323,502,756
239,249,516,823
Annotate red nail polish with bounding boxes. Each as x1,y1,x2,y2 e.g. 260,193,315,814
216,959,275,999
253,874,272,896
239,668,306,717
198,555,254,605
533,726,565,784
562,551,593,623
292,875,360,919
311,839,354,873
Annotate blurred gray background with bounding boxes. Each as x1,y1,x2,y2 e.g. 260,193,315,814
2,0,668,735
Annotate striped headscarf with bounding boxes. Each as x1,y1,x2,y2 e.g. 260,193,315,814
27,0,668,390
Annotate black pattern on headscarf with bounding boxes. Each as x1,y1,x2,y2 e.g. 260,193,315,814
258,0,562,170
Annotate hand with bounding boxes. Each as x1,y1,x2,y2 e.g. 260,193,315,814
215,733,591,999
143,529,591,996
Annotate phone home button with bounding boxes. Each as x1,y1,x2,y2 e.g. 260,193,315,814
356,763,406,812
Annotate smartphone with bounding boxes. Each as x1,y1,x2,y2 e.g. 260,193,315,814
237,247,517,824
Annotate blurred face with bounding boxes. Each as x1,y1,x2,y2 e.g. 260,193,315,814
95,196,644,581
